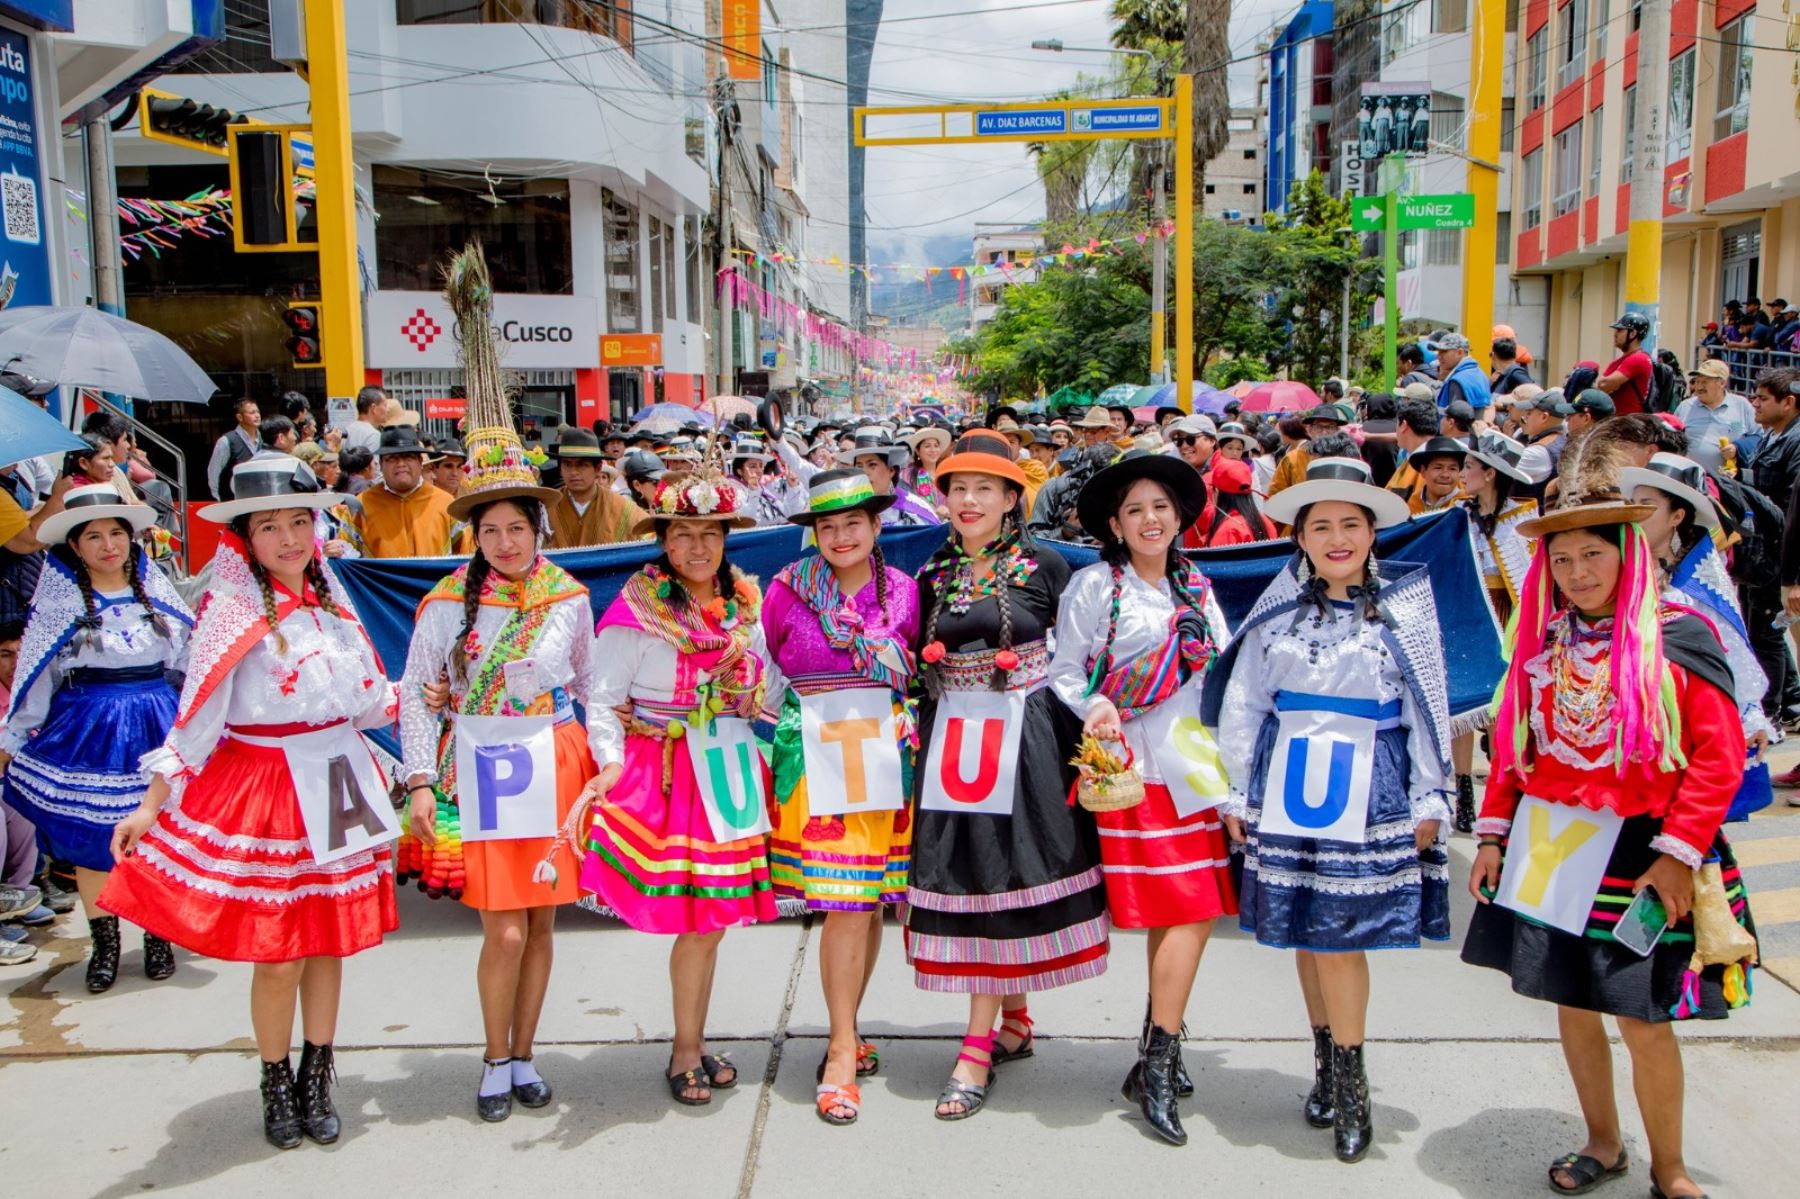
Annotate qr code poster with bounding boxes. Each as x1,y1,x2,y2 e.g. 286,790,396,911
3,169,40,246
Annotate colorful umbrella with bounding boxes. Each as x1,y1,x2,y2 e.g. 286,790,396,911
1226,380,1260,400
1240,380,1321,414
630,402,714,430
1140,382,1231,417
704,395,759,423
0,384,86,468
1095,383,1141,406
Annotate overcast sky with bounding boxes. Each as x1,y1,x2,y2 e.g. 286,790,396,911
862,0,1299,263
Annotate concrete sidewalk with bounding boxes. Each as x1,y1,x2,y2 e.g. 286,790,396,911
3,836,1798,1198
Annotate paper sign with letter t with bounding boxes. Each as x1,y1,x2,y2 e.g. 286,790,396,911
1493,795,1624,935
800,688,905,815
686,716,773,841
920,690,1024,816
454,715,559,842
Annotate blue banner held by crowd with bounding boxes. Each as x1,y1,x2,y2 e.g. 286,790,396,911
330,507,1503,754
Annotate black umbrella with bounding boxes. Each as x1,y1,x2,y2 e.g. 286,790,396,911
0,306,218,403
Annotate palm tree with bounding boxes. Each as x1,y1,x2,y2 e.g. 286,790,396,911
1184,0,1232,208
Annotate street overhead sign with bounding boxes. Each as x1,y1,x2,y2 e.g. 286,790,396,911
976,108,1066,136
1351,193,1476,232
854,96,1175,146
1073,105,1164,134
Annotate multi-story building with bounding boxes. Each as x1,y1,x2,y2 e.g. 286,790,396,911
1202,107,1264,223
1511,0,1797,383
1367,0,1548,353
1265,0,1336,217
967,225,1042,334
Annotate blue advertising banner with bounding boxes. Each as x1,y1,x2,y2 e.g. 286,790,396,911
0,26,50,310
0,3,72,32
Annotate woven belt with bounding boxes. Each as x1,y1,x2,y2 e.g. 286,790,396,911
938,639,1050,693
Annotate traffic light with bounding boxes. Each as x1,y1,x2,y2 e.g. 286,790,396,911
138,88,248,156
282,302,324,370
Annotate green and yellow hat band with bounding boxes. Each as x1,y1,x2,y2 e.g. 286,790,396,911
807,472,877,513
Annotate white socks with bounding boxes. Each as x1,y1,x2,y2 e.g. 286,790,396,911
511,1057,544,1088
479,1057,512,1098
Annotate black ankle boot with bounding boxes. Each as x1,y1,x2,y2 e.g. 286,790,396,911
143,933,176,981
260,1058,304,1150
1131,1025,1187,1146
1138,997,1193,1097
1304,1026,1335,1127
1331,1041,1372,1163
296,1041,340,1144
86,915,120,993
1454,774,1476,834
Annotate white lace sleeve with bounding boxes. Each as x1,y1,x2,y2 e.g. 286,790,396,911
589,624,641,767
1049,566,1107,720
142,668,232,788
398,602,456,784
1215,625,1275,820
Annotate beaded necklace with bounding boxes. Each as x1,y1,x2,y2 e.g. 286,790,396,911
924,526,1037,615
1546,613,1615,745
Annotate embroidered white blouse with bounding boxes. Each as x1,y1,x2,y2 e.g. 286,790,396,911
143,606,397,788
2,597,191,755
397,595,603,784
587,621,777,768
1215,601,1453,825
1048,561,1231,784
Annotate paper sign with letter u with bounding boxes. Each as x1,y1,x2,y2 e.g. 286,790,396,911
920,690,1025,816
281,724,402,864
800,688,905,816
1257,706,1377,844
1494,794,1624,934
1134,690,1232,819
454,714,559,842
685,716,773,841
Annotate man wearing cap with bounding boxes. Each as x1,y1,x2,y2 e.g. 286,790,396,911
1431,331,1492,415
1407,435,1467,515
1567,389,1614,439
1675,358,1756,471
1266,403,1353,497
350,426,456,558
547,428,645,547
1513,389,1571,495
1597,312,1654,414
839,426,939,525
1167,415,1217,476
429,439,468,496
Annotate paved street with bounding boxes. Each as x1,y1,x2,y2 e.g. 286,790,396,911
5,784,1799,1198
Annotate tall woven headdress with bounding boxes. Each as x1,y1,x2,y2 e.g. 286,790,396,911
443,241,560,521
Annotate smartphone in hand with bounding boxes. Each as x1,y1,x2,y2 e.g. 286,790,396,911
1613,885,1669,957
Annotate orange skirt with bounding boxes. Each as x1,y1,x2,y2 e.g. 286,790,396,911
459,719,597,912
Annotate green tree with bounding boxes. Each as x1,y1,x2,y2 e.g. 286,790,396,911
1259,171,1376,384
1183,0,1232,202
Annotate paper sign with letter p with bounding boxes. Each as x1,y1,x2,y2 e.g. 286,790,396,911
1257,707,1377,844
686,716,772,841
454,714,559,842
800,688,905,815
1494,794,1624,934
283,724,402,864
1135,691,1231,819
920,690,1024,816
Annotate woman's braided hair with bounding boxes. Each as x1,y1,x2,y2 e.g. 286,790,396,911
230,512,342,655
55,518,167,650
869,539,890,619
918,484,1027,691
451,497,545,684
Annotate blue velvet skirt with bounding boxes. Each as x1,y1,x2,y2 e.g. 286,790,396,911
1240,717,1450,951
5,666,177,871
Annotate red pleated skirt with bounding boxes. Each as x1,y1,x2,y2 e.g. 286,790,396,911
100,732,398,963
1095,782,1238,929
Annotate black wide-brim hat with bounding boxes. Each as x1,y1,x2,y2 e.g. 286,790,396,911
1076,450,1208,544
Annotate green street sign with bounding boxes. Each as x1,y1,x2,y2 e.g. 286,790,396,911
1351,192,1477,232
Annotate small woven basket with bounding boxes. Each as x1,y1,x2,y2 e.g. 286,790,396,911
1074,740,1145,813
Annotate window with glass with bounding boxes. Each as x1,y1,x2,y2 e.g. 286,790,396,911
1592,0,1610,61
1430,98,1465,151
1666,48,1694,161
1556,0,1587,91
1496,211,1512,263
647,218,666,333
399,0,634,45
1553,123,1583,217
685,215,703,326
1433,0,1467,34
373,166,572,293
1426,228,1461,266
1587,107,1604,196
202,0,284,73
1526,30,1547,111
1715,17,1754,140
1620,86,1636,183
602,188,641,334
763,43,779,106
1500,99,1516,153
1521,147,1543,228
660,216,677,321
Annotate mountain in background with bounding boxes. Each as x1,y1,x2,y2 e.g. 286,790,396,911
868,231,979,329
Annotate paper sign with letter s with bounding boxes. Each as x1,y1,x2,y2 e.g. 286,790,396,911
1257,707,1377,844
685,716,773,841
454,714,559,842
1135,691,1231,819
1494,795,1624,934
800,688,905,816
283,724,402,864
920,690,1024,816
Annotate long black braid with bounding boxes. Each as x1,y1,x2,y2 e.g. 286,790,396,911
56,545,103,653
123,546,170,641
229,514,339,655
869,540,890,619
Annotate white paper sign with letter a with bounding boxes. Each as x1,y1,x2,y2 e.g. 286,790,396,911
454,714,559,842
800,688,905,815
1494,794,1624,935
686,716,773,841
283,724,402,864
920,690,1024,816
